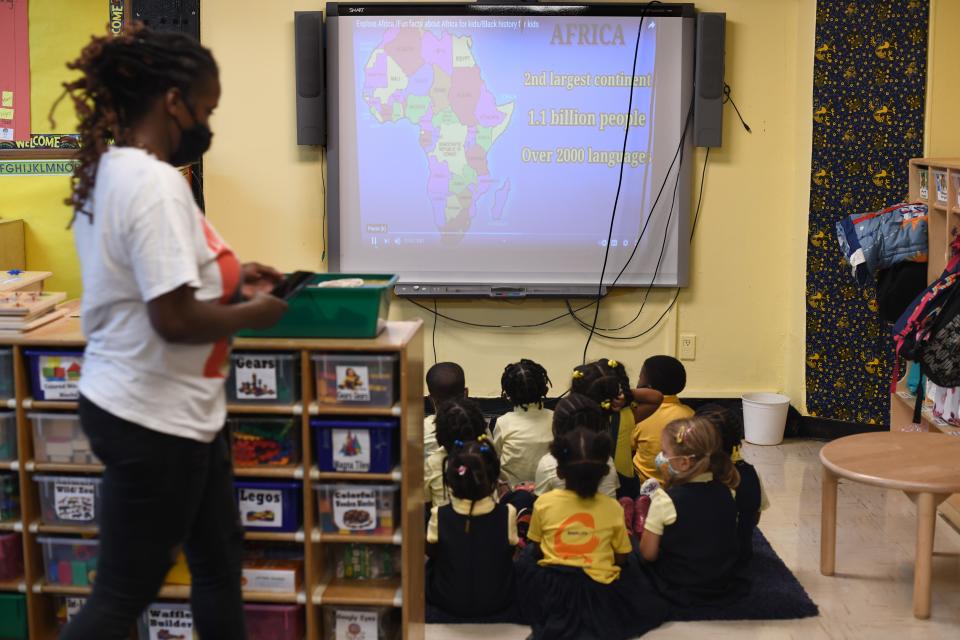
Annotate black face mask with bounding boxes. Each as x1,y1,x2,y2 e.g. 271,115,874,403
169,99,213,166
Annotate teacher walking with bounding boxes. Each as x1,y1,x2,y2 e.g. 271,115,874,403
59,24,287,639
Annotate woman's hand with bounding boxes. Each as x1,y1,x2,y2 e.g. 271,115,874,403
241,262,284,298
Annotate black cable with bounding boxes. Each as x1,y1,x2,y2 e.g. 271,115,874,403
582,2,658,364
432,298,438,364
723,83,752,134
320,146,328,263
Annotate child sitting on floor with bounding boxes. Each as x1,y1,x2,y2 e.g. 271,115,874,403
424,362,468,460
640,416,745,606
492,359,554,488
518,427,666,639
426,397,487,507
426,438,517,617
534,393,619,498
632,355,694,484
698,403,770,569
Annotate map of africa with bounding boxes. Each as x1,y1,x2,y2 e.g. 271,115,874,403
362,28,515,238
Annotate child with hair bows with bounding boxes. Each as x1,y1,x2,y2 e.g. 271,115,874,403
426,437,518,617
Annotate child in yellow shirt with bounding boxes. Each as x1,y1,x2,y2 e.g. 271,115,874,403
492,359,554,487
517,427,667,639
632,356,694,483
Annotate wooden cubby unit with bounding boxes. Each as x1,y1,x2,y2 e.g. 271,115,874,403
0,318,425,639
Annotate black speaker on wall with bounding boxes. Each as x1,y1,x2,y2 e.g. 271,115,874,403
295,11,326,146
694,12,725,148
131,0,200,39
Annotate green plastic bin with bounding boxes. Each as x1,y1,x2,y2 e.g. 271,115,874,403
238,274,397,339
0,593,27,639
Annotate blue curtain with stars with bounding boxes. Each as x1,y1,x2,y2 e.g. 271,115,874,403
806,0,929,424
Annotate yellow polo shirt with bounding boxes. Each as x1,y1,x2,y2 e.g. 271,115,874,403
631,396,694,482
527,489,632,584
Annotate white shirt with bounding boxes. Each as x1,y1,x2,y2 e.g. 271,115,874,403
424,415,438,459
534,453,620,498
492,407,554,487
73,147,241,442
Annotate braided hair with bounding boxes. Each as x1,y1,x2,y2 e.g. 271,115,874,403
570,358,630,414
501,358,552,410
434,397,487,452
551,393,604,437
443,439,500,532
551,427,613,498
56,23,217,225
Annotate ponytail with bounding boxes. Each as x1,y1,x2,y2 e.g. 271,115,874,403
662,416,739,489
708,450,740,490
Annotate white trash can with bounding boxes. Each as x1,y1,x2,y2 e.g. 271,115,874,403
742,393,790,445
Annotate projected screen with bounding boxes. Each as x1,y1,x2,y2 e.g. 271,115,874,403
327,3,694,288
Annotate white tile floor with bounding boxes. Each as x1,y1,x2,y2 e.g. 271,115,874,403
426,440,960,639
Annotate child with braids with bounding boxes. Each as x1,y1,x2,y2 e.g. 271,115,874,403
492,359,554,487
58,24,286,640
571,359,662,499
517,427,666,639
426,440,518,616
426,397,488,507
534,393,619,498
640,416,747,606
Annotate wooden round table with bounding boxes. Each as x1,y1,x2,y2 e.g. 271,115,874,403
819,432,960,619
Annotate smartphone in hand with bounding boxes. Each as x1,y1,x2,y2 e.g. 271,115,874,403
270,271,314,300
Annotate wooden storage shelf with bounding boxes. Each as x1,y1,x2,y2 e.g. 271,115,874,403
0,578,25,592
894,159,960,532
2,319,425,640
314,577,402,607
308,402,402,417
4,461,19,471
312,466,402,482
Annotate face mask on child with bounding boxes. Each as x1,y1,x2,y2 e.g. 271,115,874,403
655,451,681,477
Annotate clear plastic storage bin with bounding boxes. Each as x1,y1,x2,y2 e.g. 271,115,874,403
229,417,301,468
226,352,300,405
0,473,18,521
331,544,400,580
24,350,83,401
0,532,23,581
0,348,12,402
245,604,304,640
138,602,197,640
315,484,398,536
234,481,302,532
35,475,102,526
313,419,398,474
0,412,16,462
39,537,99,587
29,413,98,465
312,353,398,408
322,606,399,640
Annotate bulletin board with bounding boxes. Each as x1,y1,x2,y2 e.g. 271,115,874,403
0,0,128,159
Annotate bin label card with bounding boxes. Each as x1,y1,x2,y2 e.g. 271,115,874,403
54,480,96,522
145,605,194,640
238,488,283,528
38,354,82,400
66,597,86,621
234,355,278,400
336,609,379,640
333,488,377,531
332,429,372,472
336,365,370,402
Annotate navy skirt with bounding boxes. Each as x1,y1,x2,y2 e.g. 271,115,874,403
516,546,668,640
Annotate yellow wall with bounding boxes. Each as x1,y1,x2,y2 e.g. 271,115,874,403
204,0,816,399
924,0,960,158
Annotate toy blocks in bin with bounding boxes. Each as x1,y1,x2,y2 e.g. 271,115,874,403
39,537,98,587
229,417,301,468
234,481,302,532
24,350,83,401
29,413,99,465
245,603,304,640
313,419,398,474
226,352,300,406
138,602,197,640
332,543,400,580
35,475,102,526
0,473,18,521
0,348,13,401
312,353,399,408
0,412,16,462
323,606,399,640
0,532,23,581
315,484,398,536
0,593,27,640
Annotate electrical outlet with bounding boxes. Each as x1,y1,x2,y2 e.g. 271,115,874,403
679,334,696,360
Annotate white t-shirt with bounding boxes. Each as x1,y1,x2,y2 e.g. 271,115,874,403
73,147,241,443
534,453,620,498
492,407,554,487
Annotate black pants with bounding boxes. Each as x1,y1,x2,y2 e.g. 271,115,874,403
61,396,246,640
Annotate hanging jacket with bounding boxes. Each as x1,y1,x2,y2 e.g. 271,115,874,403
836,202,928,286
